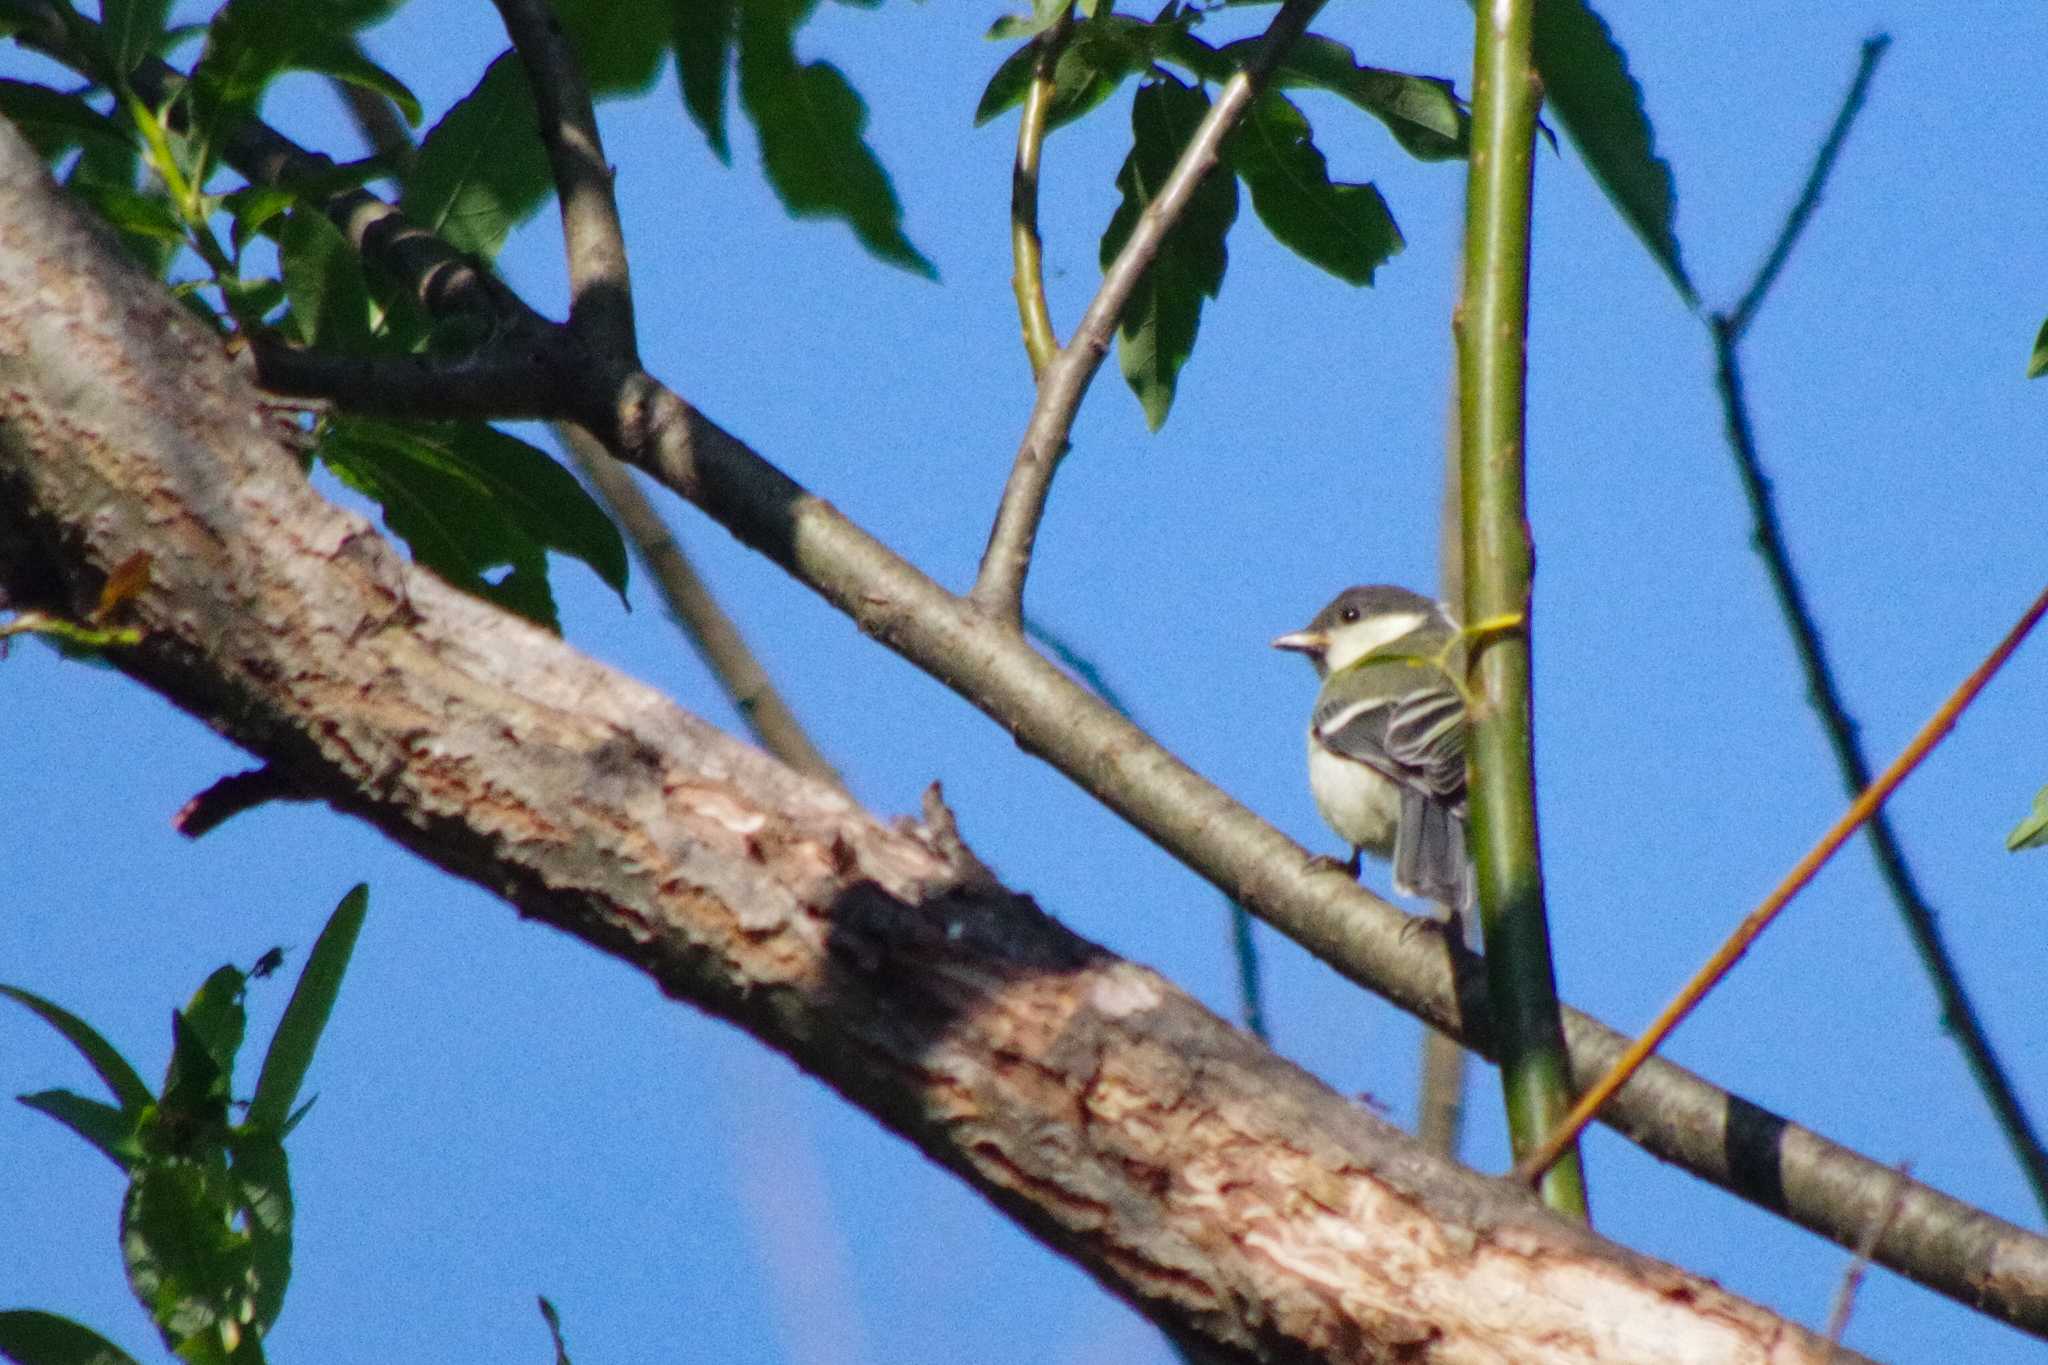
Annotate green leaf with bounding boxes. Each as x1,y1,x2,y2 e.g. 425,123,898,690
248,885,367,1134
736,0,934,278
0,984,154,1113
184,0,306,180
0,1310,143,1365
2028,317,2048,380
987,0,1070,43
121,1160,248,1357
65,182,186,244
102,0,173,77
555,0,668,95
0,81,132,161
1527,0,1695,305
318,418,629,628
293,37,423,126
2008,784,2048,851
976,16,1160,132
672,0,736,161
1100,76,1237,430
1230,34,1467,161
18,1090,141,1171
278,208,373,351
1225,92,1401,285
228,1135,293,1334
180,966,249,1080
223,184,296,252
401,51,552,260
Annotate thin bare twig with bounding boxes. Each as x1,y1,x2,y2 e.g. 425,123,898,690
1514,583,2048,1185
1727,35,1889,340
492,0,637,359
1826,1160,1913,1351
1010,15,1068,379
1708,33,2048,1220
16,2,2048,1326
969,0,1325,629
564,426,844,789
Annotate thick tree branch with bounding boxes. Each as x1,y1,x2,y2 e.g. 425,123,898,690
969,0,1324,628
5,8,2047,1332
0,127,1861,1362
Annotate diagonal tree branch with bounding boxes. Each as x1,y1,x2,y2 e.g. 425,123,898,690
969,0,1324,629
6,4,2047,1333
0,128,1864,1361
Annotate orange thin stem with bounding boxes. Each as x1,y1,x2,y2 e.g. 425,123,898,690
1512,582,2048,1185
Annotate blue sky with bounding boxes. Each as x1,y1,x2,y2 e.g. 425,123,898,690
5,2,2048,1361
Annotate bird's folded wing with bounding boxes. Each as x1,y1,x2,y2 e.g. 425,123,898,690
1312,666,1466,806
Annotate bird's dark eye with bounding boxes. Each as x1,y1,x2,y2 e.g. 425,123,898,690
1340,607,1360,623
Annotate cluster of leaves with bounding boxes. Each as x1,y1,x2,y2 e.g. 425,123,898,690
0,887,367,1365
979,9,1466,427
0,0,628,631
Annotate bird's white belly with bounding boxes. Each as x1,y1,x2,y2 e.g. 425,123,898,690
1306,739,1400,857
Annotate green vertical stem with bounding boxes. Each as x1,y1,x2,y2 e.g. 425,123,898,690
1010,16,1067,379
1456,0,1587,1217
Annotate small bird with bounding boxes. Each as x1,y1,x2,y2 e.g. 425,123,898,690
1273,585,1472,919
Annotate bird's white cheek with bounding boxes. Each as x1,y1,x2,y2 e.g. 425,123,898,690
1306,742,1400,856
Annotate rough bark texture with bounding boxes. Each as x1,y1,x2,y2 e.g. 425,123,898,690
0,126,1860,1363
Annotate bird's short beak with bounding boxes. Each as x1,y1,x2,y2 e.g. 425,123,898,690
1271,629,1327,655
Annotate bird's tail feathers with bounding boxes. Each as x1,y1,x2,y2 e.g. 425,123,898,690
1393,791,1477,946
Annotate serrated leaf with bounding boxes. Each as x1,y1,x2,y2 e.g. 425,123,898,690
1100,76,1236,430
1226,92,1401,285
737,0,934,277
1526,0,1694,305
318,418,628,628
0,984,154,1113
401,51,552,260
2028,318,2048,380
1229,34,1467,161
448,424,630,603
2008,784,2048,850
672,0,735,161
278,207,373,350
19,1090,142,1170
0,81,132,161
248,885,366,1134
975,16,1161,132
556,0,667,95
0,1310,143,1365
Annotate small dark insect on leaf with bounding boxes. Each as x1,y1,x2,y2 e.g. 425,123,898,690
251,947,286,979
